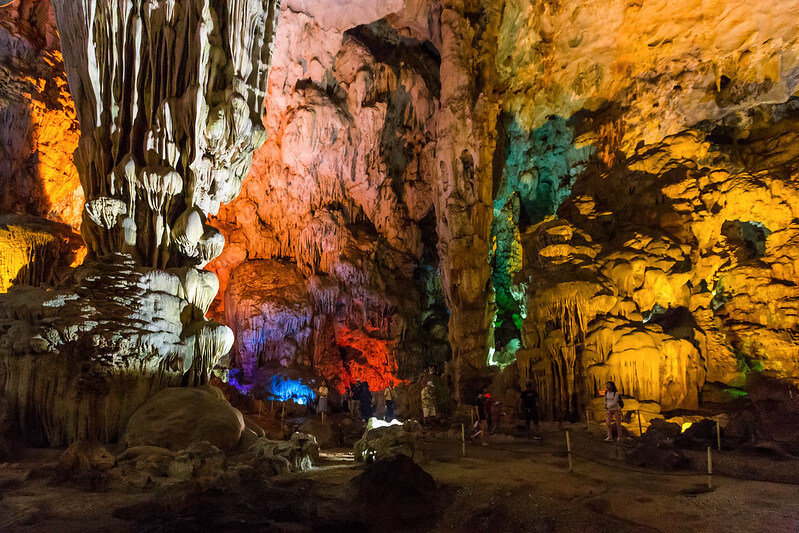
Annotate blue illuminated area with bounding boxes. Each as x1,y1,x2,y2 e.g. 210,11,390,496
267,375,315,405
227,368,252,394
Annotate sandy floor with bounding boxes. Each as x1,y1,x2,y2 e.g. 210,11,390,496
2,422,799,532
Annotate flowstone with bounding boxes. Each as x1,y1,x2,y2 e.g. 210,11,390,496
0,0,282,446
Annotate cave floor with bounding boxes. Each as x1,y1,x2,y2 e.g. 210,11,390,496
2,423,799,532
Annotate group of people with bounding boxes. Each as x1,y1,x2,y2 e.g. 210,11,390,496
341,379,374,420
470,381,543,445
317,376,626,443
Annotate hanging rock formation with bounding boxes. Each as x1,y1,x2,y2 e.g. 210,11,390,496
0,0,280,445
3,0,799,427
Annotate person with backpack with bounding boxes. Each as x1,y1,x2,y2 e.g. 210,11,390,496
604,380,623,441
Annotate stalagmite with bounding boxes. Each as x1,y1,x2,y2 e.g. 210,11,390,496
0,0,281,445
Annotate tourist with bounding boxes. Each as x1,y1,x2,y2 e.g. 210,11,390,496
384,382,396,420
317,380,329,421
350,379,361,420
421,381,436,427
520,381,542,440
342,386,350,414
604,380,623,441
475,386,490,445
360,380,373,420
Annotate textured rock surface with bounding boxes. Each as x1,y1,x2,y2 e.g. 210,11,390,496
0,254,234,445
0,214,84,292
123,386,246,452
0,0,281,446
51,0,280,268
0,0,82,227
3,0,799,423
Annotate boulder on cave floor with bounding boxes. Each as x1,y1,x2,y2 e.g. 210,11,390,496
122,386,245,452
248,432,320,475
353,420,422,463
348,454,444,530
299,417,344,448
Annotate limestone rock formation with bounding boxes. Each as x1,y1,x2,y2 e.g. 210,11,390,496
0,254,235,444
0,214,84,292
0,0,83,228
123,386,246,452
0,0,281,445
4,0,799,429
51,0,280,268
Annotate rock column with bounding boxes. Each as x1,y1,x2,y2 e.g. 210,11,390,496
433,2,500,402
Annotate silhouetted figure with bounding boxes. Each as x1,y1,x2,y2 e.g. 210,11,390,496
360,380,373,420
520,381,542,440
474,385,491,445
350,379,362,420
342,386,351,414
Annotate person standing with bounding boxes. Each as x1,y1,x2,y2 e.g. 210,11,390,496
474,386,490,445
519,381,542,440
604,381,623,441
421,381,436,427
384,382,397,421
360,380,373,420
317,381,329,422
349,379,362,420
342,386,350,414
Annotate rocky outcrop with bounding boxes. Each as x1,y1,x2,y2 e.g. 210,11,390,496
0,0,83,228
4,0,799,426
51,0,280,268
0,0,282,446
0,214,85,292
122,386,246,452
0,254,234,445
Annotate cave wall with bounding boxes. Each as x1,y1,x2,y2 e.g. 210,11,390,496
2,0,799,419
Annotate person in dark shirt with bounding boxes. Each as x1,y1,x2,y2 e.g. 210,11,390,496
519,381,543,440
359,380,373,420
350,379,362,420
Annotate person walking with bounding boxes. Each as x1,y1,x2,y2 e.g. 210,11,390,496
519,381,542,440
421,381,436,427
384,382,397,421
317,381,329,422
604,380,623,441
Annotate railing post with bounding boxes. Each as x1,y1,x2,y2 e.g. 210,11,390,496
707,446,713,489
566,430,573,473
637,409,643,438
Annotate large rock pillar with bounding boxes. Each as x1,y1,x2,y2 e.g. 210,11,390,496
0,0,281,445
433,3,500,403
